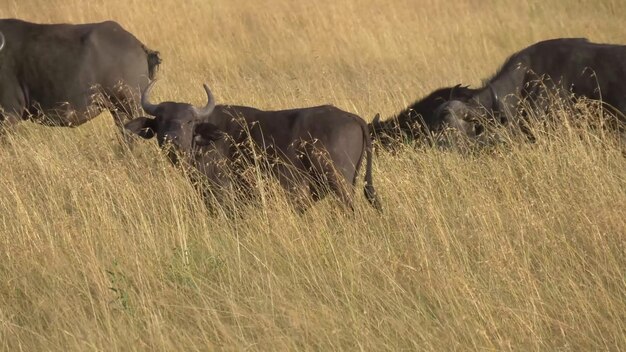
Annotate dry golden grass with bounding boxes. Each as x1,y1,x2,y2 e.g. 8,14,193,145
1,0,625,350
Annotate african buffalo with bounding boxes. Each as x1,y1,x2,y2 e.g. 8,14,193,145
436,38,626,138
0,18,160,135
125,81,382,212
368,84,476,147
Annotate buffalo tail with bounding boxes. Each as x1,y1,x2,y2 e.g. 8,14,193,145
143,46,162,80
362,122,383,212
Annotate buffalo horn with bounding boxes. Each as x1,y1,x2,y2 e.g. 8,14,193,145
193,84,216,119
141,80,159,115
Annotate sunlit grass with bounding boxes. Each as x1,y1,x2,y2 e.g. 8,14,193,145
0,0,625,350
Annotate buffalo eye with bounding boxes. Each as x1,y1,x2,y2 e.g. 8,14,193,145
193,122,223,146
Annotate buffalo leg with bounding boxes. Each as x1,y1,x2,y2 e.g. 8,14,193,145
308,148,354,211
0,82,26,136
328,174,354,211
0,112,21,137
273,163,314,213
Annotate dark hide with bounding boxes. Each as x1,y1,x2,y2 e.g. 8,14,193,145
437,38,626,138
0,18,160,134
125,82,382,212
368,84,476,147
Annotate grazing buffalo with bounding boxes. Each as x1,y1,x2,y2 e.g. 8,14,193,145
436,38,626,138
368,84,476,148
125,81,382,212
0,18,160,135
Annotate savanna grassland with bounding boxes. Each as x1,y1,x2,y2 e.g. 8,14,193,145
1,0,625,350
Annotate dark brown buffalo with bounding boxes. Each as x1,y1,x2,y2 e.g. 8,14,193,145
436,38,626,139
0,18,160,134
368,84,476,148
125,81,382,212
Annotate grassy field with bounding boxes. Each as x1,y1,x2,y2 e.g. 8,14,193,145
1,0,626,350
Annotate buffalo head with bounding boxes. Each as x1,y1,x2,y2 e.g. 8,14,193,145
433,100,485,139
190,121,234,192
124,80,216,162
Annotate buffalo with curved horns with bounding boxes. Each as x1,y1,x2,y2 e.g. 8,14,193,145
125,81,382,212
368,84,477,148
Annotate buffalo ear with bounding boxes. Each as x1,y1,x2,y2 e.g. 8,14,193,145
193,122,223,146
124,117,156,139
